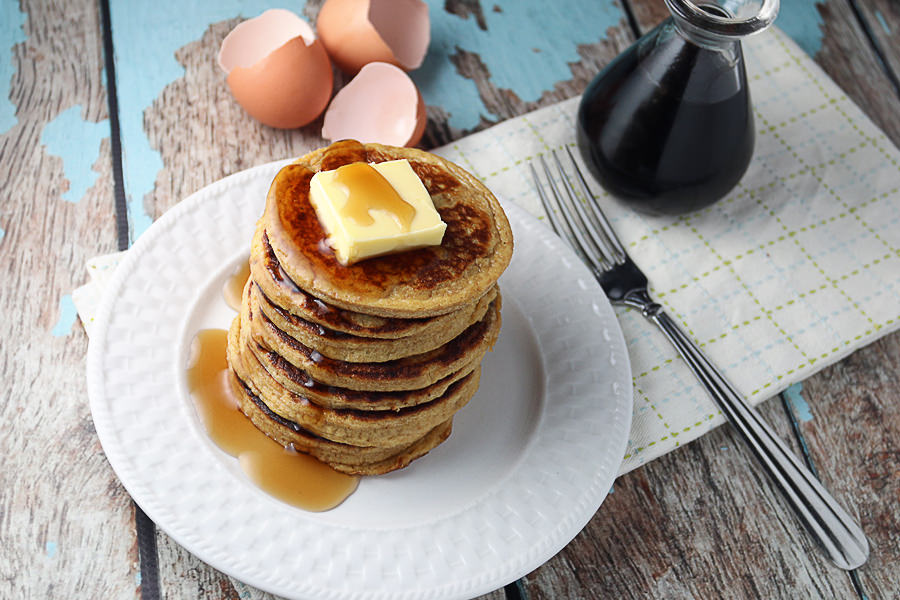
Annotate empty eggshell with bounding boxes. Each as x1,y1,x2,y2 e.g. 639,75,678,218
322,62,426,147
219,9,333,129
316,0,430,75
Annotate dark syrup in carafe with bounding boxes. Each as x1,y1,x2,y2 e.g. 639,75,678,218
576,11,755,215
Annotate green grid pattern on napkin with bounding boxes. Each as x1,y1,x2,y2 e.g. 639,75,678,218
433,27,900,475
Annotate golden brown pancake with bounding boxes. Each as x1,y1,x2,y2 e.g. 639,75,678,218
221,140,512,476
227,315,481,447
229,370,454,476
251,225,496,340
251,281,497,363
243,284,502,392
247,335,481,411
262,140,514,318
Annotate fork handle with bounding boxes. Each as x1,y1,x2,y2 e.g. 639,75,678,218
641,304,869,570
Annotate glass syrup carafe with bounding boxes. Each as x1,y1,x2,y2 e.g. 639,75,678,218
576,0,779,215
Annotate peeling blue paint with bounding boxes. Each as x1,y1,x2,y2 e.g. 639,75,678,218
413,0,622,131
105,0,828,243
52,294,78,337
108,0,275,243
784,382,813,422
41,105,108,203
45,541,57,558
874,11,891,35
108,0,624,229
233,581,253,599
1,1,27,133
776,2,827,57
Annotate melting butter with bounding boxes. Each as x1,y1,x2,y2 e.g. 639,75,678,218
309,159,446,265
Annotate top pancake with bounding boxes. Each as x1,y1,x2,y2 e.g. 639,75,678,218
262,140,513,318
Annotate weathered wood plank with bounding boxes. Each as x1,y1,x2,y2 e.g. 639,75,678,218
135,1,639,223
810,0,900,142
797,332,900,598
498,0,866,594
851,0,900,95
627,0,669,33
422,2,636,147
157,538,263,600
140,15,329,226
519,397,860,599
0,1,137,598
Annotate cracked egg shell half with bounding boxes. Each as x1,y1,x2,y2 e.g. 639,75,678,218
219,9,333,129
322,62,427,147
316,0,430,75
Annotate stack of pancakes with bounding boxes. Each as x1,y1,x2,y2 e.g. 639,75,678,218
226,140,513,475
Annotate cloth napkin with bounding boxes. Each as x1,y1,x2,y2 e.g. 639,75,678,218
75,27,900,476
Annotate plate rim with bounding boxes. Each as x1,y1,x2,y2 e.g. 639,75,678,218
86,159,633,600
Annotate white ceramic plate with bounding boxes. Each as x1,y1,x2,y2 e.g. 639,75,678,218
87,160,633,600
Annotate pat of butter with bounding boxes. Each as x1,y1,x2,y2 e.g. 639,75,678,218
309,159,446,265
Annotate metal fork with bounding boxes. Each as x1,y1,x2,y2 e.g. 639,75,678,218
530,147,869,571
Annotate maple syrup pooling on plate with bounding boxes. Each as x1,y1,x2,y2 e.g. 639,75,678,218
222,261,251,311
186,325,358,511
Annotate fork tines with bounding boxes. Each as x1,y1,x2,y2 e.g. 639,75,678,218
529,147,626,273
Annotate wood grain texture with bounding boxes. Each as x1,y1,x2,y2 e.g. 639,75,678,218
798,332,900,598
141,14,329,224
519,398,861,599
422,16,635,147
0,1,137,599
627,0,669,33
810,0,900,142
138,0,638,222
849,0,900,94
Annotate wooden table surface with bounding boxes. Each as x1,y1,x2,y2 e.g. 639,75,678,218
2,1,898,598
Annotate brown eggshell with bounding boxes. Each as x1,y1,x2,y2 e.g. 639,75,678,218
316,0,430,75
322,62,427,147
408,91,427,148
220,9,333,129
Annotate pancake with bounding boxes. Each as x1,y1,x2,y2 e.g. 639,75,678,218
220,140,513,476
243,284,502,392
229,371,454,476
262,140,514,318
251,226,495,340
227,315,481,447
251,281,497,363
247,335,481,411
